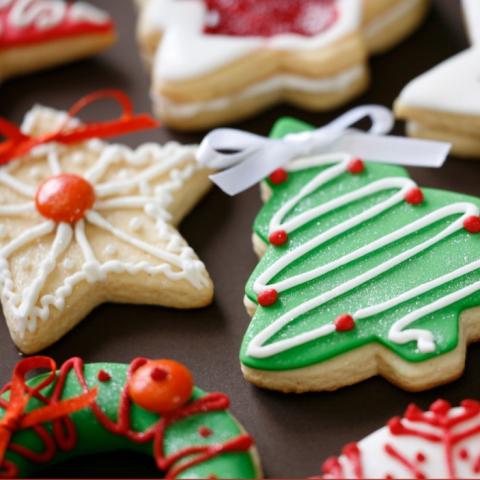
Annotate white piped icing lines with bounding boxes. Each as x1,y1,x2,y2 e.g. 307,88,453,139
0,106,211,339
247,154,480,359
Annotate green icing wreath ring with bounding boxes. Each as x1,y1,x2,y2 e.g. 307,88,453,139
0,356,261,478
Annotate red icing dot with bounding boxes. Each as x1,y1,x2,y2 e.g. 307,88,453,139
416,452,426,463
347,157,365,174
150,366,169,382
128,359,194,415
269,230,288,246
199,426,213,438
388,416,404,435
258,289,278,307
405,187,424,205
459,448,469,460
334,314,355,332
269,168,288,185
35,174,95,223
97,370,111,383
430,399,451,415
464,216,480,233
203,0,338,38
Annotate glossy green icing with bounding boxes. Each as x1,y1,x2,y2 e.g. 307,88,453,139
1,363,258,478
241,117,480,371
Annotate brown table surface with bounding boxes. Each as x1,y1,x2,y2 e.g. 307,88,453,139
1,0,479,477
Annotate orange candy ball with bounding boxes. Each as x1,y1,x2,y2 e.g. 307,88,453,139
35,174,95,223
128,360,194,415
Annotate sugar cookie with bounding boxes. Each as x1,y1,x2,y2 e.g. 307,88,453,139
0,94,213,354
240,117,480,393
322,399,480,479
0,0,116,80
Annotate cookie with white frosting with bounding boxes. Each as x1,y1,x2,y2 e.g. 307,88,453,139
0,103,213,354
322,399,480,479
0,0,116,80
137,0,370,130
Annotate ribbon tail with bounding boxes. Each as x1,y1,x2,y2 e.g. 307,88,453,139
0,431,10,468
20,388,97,429
209,143,293,196
331,132,451,168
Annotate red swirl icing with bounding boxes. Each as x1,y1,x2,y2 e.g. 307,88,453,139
0,357,253,479
0,0,114,50
204,0,338,38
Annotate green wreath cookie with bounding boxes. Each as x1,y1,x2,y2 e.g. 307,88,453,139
241,117,480,393
0,357,261,478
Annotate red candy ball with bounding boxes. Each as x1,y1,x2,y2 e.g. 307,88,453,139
269,230,288,246
334,314,355,332
347,158,364,174
464,216,480,234
269,168,288,185
258,289,278,307
405,187,424,205
35,174,95,223
128,359,194,415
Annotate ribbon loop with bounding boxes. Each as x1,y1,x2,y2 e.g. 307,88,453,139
196,105,451,196
0,356,96,470
0,89,160,166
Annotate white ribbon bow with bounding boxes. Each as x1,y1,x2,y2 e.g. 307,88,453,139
196,105,451,196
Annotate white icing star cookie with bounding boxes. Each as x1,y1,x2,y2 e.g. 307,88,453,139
0,106,213,354
323,399,480,479
395,47,480,158
0,0,116,81
137,0,369,130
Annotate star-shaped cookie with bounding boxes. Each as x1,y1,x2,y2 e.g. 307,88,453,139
0,106,213,354
0,0,116,81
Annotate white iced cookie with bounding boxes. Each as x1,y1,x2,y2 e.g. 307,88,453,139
395,47,480,158
0,0,116,80
0,106,213,354
136,0,369,130
463,0,480,45
322,399,480,479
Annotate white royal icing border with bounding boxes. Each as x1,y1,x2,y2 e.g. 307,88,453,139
149,0,362,81
153,66,365,118
247,154,480,359
0,106,209,336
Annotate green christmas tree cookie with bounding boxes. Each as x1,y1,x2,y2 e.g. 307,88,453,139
240,117,480,393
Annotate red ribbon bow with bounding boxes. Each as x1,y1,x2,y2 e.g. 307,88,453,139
0,89,160,165
0,357,97,473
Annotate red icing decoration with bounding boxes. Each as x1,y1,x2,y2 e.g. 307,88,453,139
405,187,424,205
322,399,480,480
203,0,338,38
0,357,97,478
0,89,159,166
97,370,111,383
0,357,253,479
347,157,365,174
463,216,480,234
269,168,289,185
269,230,288,246
257,289,278,307
334,314,355,332
128,360,194,415
0,1,114,50
199,426,213,438
35,174,95,223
